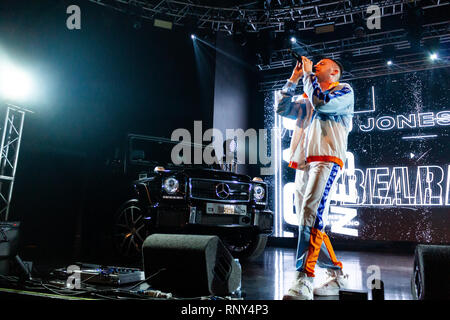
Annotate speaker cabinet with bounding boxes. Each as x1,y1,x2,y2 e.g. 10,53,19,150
142,233,241,297
411,244,450,300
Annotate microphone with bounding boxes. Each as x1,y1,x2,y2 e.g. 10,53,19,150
288,49,316,73
288,49,302,64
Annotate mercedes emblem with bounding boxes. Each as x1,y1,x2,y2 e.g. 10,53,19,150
215,183,230,199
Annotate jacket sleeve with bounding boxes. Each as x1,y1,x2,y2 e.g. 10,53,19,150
302,72,354,115
274,80,304,120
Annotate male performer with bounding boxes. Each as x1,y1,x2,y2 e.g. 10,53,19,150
275,56,354,300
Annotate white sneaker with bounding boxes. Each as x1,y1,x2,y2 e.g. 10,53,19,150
283,272,314,300
313,269,348,296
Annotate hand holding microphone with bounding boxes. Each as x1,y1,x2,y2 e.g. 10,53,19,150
301,56,313,73
288,49,303,83
288,50,314,83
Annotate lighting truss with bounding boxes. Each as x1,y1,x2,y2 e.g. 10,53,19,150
257,22,450,71
88,0,450,90
259,49,450,92
0,103,31,221
88,0,448,33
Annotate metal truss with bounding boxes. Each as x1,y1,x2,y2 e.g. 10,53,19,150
88,0,449,33
258,49,450,91
0,103,29,221
257,21,450,70
87,1,450,90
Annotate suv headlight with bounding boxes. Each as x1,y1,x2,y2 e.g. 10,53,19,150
253,185,265,201
163,177,179,194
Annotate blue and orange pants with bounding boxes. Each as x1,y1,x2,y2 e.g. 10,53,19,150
294,161,343,277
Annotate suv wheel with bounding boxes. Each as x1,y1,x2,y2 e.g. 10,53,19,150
113,199,147,260
221,233,268,261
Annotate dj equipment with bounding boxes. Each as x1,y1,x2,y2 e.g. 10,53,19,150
411,244,450,300
142,233,241,297
54,263,145,286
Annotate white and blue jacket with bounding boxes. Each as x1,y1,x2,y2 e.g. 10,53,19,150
275,71,354,170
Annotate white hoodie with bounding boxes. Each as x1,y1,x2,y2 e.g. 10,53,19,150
275,72,354,170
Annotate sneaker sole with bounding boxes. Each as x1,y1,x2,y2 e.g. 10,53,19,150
313,289,340,296
282,294,313,300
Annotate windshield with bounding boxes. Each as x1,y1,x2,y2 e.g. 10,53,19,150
128,136,221,169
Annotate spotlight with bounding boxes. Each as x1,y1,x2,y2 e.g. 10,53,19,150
314,22,335,35
191,34,196,40
387,60,393,66
284,20,298,46
424,38,440,61
0,62,34,101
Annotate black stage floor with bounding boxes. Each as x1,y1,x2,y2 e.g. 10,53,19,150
3,246,415,301
240,247,414,300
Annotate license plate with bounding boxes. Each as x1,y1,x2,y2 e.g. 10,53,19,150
206,203,247,215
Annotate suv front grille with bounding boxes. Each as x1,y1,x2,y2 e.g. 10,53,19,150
189,178,251,203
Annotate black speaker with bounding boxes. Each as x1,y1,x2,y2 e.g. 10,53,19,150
411,244,450,300
142,233,241,297
339,289,368,300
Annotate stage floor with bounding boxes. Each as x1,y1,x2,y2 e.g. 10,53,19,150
240,247,414,300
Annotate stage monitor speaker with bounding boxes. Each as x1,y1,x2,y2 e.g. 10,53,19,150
142,233,241,297
411,244,450,300
339,289,368,300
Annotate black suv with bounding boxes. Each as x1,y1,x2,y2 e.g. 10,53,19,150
109,134,273,261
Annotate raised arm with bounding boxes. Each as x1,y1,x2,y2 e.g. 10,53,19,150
302,72,354,115
274,61,306,119
298,56,354,115
275,81,303,119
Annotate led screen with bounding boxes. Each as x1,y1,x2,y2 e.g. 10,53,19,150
265,69,449,243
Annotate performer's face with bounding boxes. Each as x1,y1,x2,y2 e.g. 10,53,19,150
314,59,339,82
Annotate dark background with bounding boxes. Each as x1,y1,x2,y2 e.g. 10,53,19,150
0,0,220,262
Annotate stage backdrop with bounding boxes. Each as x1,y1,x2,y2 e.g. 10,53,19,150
265,68,449,244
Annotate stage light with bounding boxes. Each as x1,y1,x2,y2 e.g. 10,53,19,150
429,53,438,61
290,37,296,44
153,18,173,30
314,22,335,34
0,62,34,101
382,45,396,67
191,34,196,40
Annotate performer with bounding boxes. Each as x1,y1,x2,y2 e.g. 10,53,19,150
275,56,354,300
